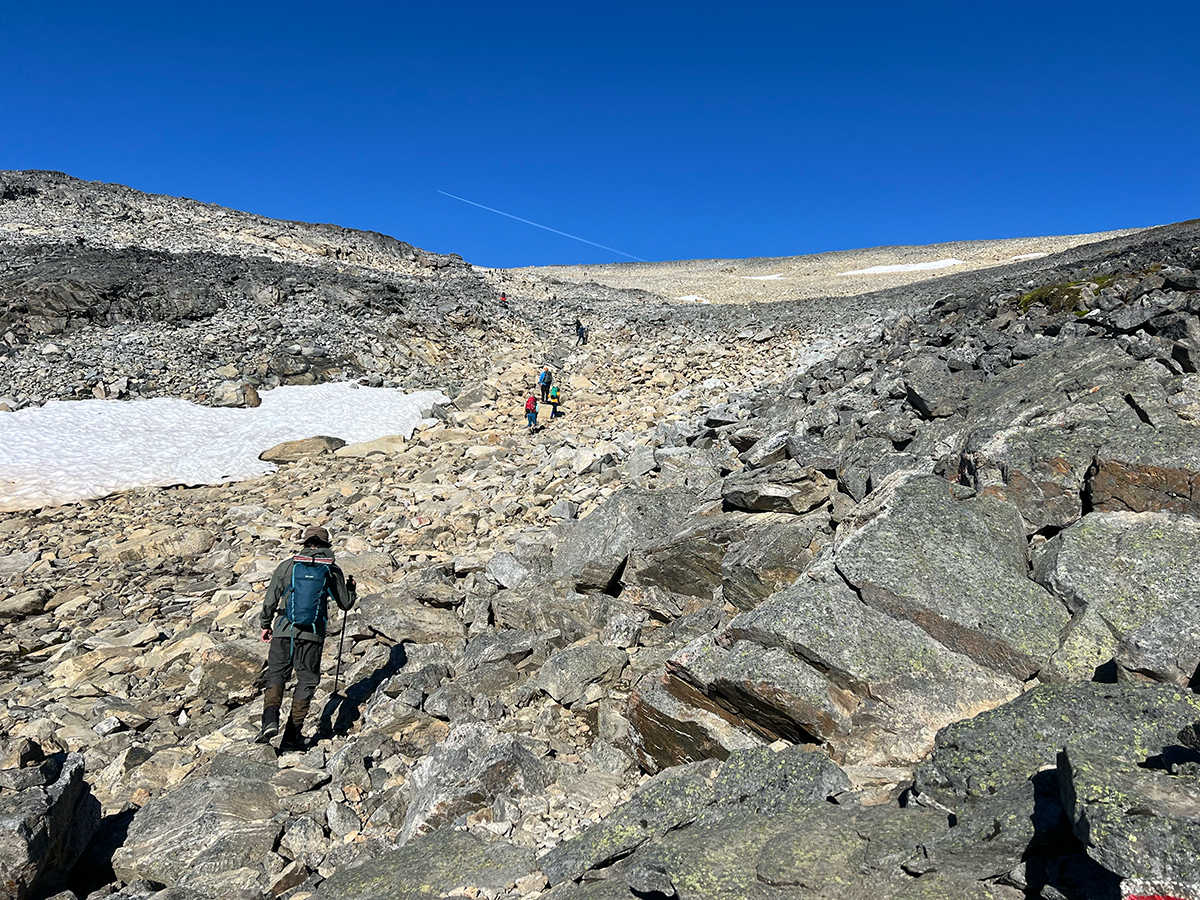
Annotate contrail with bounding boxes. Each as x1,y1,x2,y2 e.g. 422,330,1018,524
438,190,647,262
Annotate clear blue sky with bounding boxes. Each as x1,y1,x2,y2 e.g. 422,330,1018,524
2,1,1197,267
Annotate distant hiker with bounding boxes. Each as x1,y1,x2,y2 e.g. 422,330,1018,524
500,292,508,305
548,384,562,418
257,525,356,751
575,321,589,346
538,366,553,403
525,395,538,430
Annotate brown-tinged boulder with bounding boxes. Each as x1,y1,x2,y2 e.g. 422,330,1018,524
258,435,345,462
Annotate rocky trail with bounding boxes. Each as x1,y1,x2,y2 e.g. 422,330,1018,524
3,171,1200,900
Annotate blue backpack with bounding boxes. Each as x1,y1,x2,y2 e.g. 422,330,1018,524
286,553,331,635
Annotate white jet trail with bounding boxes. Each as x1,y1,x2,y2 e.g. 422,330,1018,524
438,190,647,262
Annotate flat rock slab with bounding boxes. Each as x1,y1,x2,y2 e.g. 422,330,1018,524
547,804,1015,900
915,682,1200,807
312,827,534,900
111,775,281,886
259,435,345,462
836,473,1069,680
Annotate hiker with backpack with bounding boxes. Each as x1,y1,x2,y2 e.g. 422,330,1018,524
525,394,538,431
548,384,562,418
574,320,588,346
256,525,357,750
538,366,553,403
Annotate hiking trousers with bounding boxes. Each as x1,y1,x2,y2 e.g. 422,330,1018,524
264,635,324,727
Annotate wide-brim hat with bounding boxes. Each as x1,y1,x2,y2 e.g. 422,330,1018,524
301,525,331,546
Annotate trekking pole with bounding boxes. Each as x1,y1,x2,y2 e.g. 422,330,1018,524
333,605,347,697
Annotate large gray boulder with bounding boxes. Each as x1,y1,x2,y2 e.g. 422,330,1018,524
400,723,547,844
1059,746,1200,892
541,747,849,887
835,474,1069,680
530,643,628,706
629,672,764,773
110,776,281,887
312,828,535,900
0,753,99,900
915,682,1200,807
722,461,834,514
354,590,465,646
546,804,1011,900
720,511,827,610
551,487,699,581
1034,510,1200,681
724,559,1021,765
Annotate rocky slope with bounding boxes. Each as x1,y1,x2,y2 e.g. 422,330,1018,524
2,172,1200,900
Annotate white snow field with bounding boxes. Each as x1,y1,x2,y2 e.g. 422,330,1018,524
838,258,965,276
741,273,786,280
0,383,447,512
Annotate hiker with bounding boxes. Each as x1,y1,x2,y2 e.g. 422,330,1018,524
525,394,539,430
548,384,562,418
538,366,553,403
575,321,588,346
256,525,357,750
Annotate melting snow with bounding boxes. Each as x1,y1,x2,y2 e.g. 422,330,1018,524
741,273,785,280
0,383,447,512
1009,252,1048,261
839,258,964,276
675,294,711,303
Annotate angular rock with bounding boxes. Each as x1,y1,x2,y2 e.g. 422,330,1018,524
0,753,99,900
530,643,627,706
905,354,964,418
1035,510,1200,681
721,511,826,610
1089,425,1200,516
400,723,547,843
629,671,764,772
722,462,833,515
538,759,720,886
1059,746,1200,891
551,487,699,581
355,591,465,646
485,551,529,590
726,560,1021,764
111,776,281,886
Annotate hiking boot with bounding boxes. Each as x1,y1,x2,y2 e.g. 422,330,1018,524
254,706,280,744
279,722,307,753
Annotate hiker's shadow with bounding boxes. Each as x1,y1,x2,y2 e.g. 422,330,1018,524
319,642,408,739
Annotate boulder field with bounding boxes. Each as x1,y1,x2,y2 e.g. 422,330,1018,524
3,173,1200,899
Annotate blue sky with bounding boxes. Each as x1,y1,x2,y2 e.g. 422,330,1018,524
2,1,1197,267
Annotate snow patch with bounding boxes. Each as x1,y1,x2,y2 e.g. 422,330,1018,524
1009,252,1048,261
0,383,447,512
741,273,785,280
839,258,964,276
675,294,711,303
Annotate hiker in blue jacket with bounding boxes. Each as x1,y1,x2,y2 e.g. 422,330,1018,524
256,525,356,750
538,366,554,403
